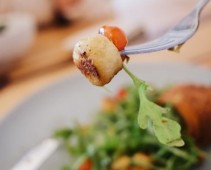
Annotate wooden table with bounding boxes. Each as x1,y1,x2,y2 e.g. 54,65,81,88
0,0,211,118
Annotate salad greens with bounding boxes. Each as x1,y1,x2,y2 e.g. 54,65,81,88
55,85,202,170
123,65,184,146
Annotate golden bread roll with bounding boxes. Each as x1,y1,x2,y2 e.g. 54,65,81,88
158,84,211,146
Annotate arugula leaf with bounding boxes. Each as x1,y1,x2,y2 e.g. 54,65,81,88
123,65,184,147
54,128,73,139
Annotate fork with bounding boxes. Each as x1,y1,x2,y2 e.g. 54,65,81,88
120,0,210,56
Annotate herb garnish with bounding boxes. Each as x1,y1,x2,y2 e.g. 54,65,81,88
123,65,184,147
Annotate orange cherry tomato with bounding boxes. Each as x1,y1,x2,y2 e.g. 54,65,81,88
98,25,128,51
115,87,128,100
79,159,92,170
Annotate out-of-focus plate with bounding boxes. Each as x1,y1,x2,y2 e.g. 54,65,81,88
0,62,211,170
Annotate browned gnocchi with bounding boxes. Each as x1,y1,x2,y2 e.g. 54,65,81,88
73,34,123,86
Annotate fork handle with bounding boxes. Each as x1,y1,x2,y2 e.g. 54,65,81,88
195,0,210,13
120,0,210,56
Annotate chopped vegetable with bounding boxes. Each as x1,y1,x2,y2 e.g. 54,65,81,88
79,159,92,170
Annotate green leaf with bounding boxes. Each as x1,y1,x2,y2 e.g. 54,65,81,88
138,84,184,147
54,128,73,140
123,65,184,147
61,165,71,170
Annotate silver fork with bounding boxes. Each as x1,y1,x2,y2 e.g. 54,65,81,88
120,0,210,56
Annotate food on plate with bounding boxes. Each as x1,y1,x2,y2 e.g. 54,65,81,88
158,84,211,146
73,25,184,146
55,84,211,170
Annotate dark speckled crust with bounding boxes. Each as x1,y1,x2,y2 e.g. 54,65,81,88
77,54,99,80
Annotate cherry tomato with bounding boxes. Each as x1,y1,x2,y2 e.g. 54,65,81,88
115,87,128,100
98,25,128,51
79,159,92,170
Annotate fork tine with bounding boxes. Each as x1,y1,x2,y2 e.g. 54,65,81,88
121,37,176,55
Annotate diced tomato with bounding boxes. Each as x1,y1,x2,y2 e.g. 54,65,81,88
79,159,92,170
116,88,128,100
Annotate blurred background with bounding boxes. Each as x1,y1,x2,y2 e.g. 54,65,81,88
0,0,211,117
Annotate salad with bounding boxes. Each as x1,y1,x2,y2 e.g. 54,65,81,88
55,84,211,170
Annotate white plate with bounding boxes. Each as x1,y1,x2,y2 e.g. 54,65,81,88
0,62,211,170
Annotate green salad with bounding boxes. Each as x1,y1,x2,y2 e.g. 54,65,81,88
54,85,204,170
